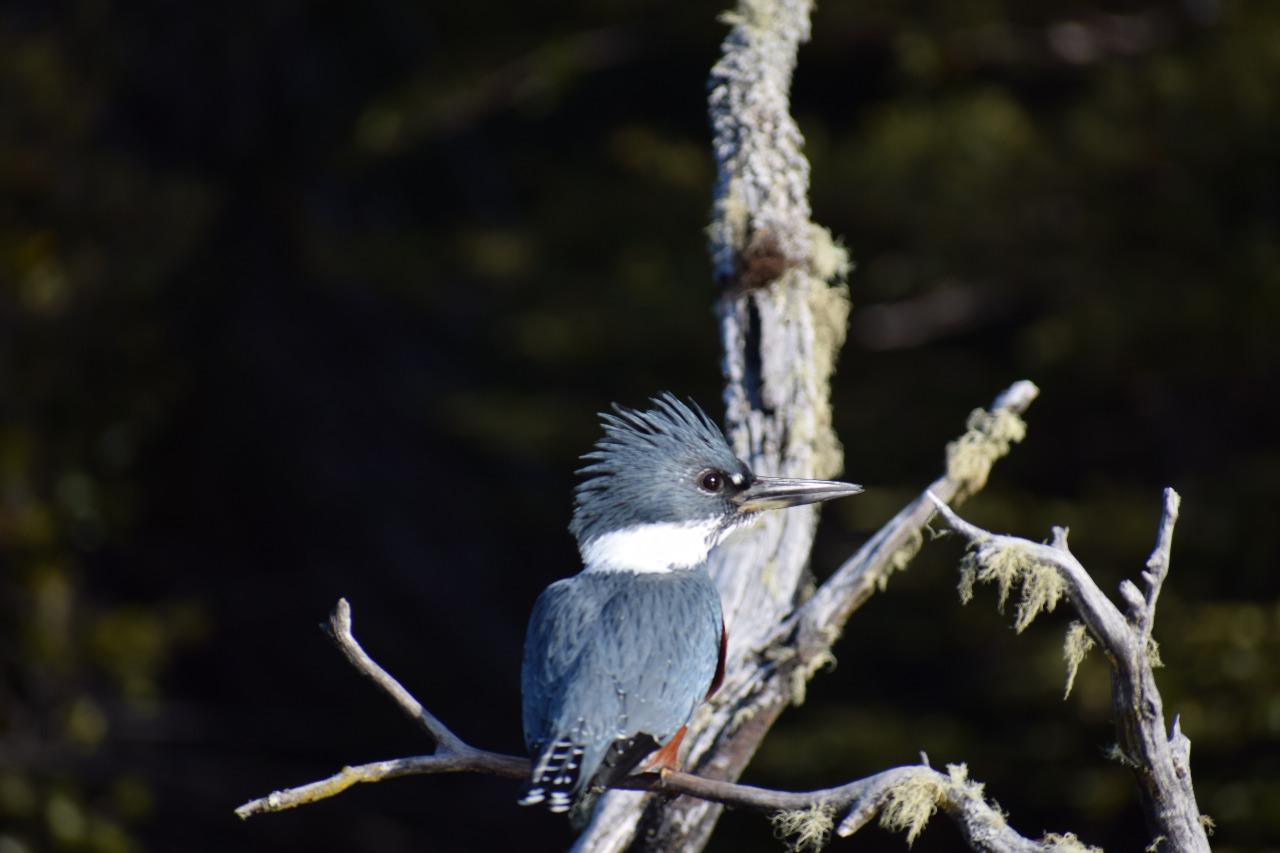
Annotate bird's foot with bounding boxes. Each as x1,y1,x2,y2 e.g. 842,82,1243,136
641,725,687,774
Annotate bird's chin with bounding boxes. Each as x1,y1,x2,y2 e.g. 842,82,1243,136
714,513,763,546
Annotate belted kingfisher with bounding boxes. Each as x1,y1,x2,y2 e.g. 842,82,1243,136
519,393,861,819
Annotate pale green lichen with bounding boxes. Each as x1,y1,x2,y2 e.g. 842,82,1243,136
1104,743,1138,769
878,527,924,592
1145,835,1167,852
764,643,797,665
879,764,1006,848
730,704,758,733
1015,562,1065,632
945,407,1028,497
771,803,834,852
719,0,780,32
957,549,981,604
1063,621,1096,700
764,628,839,707
943,763,989,813
957,541,1065,633
1146,636,1164,668
1200,814,1215,835
804,270,852,481
1041,831,1104,852
808,223,852,283
689,702,716,730
879,773,943,847
710,182,751,251
789,649,836,707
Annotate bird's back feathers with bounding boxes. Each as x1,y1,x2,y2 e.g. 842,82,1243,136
519,568,722,817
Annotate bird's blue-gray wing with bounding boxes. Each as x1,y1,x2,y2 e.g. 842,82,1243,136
593,571,721,752
520,576,600,754
519,571,722,812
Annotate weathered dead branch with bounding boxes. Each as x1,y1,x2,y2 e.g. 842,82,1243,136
930,489,1211,853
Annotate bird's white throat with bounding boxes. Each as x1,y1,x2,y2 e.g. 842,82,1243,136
580,519,726,574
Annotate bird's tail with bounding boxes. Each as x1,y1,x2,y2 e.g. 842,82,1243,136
518,737,585,813
567,735,659,828
518,733,660,825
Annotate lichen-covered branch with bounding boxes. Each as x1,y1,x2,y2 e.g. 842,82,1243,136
575,381,1039,852
569,1,1037,850
566,0,844,847
236,0,1069,845
573,0,1042,846
930,489,1212,853
237,601,1094,853
791,380,1039,659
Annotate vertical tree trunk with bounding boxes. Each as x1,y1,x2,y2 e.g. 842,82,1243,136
574,1,847,849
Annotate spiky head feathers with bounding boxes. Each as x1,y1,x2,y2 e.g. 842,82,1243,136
569,394,751,550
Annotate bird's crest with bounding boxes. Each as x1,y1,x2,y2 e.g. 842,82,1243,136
581,393,728,475
569,393,742,547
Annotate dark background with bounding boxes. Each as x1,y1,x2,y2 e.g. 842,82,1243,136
2,1,1277,852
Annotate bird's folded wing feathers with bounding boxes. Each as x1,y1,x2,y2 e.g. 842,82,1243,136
521,576,602,751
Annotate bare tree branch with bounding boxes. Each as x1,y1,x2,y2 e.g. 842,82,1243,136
572,0,1043,845
1133,488,1179,643
233,0,1195,838
565,0,857,846
240,452,1209,853
324,598,469,755
791,380,1039,658
929,488,1212,853
235,753,525,819
236,601,1080,853
235,599,527,819
585,380,1039,852
560,0,1043,842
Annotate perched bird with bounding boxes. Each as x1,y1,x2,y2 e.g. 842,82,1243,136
519,393,861,819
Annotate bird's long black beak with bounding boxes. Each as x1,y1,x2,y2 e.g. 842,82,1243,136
732,476,863,514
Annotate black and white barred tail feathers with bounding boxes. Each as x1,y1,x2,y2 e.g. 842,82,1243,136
518,737,585,812
518,732,658,815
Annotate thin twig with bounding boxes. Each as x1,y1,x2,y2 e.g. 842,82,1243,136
1138,487,1181,640
326,598,468,755
235,752,527,819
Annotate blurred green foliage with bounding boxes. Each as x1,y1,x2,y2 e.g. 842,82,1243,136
1,11,210,852
1,1,1277,852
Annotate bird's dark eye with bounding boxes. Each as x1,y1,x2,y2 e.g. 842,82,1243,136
699,470,725,492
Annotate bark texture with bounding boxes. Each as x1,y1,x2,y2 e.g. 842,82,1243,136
236,2,1208,849
574,1,850,848
934,490,1211,853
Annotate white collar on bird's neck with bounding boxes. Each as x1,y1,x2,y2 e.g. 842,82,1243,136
579,518,729,574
